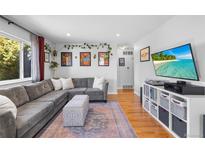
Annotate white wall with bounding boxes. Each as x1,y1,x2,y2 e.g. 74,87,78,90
134,16,205,95
54,43,118,94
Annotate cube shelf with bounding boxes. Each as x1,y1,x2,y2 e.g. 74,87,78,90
142,82,205,138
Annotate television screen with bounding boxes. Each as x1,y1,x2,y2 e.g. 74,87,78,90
151,44,199,81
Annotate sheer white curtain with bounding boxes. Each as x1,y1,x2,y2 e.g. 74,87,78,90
31,34,40,82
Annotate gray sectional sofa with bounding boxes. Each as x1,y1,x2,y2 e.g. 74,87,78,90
0,78,109,138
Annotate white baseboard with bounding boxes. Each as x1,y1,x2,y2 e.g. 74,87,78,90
108,91,118,95
134,90,140,97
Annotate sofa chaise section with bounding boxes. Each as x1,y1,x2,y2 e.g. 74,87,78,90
71,78,109,102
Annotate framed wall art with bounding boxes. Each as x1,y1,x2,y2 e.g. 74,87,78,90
61,52,72,66
140,46,150,62
98,52,109,66
80,52,91,66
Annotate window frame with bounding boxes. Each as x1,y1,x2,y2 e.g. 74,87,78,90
0,32,32,86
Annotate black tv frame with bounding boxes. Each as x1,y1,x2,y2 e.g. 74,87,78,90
151,43,199,81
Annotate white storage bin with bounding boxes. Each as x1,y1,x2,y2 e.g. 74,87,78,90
160,92,169,110
150,102,158,118
150,87,157,102
144,85,149,97
170,97,187,121
144,98,150,111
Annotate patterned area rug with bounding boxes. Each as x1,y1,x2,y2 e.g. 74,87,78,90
37,101,137,138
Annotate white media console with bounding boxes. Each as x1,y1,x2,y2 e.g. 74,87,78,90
143,82,205,138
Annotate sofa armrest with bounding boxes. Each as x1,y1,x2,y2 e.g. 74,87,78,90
102,81,109,101
0,110,16,138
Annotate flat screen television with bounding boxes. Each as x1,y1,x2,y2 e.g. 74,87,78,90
151,43,199,81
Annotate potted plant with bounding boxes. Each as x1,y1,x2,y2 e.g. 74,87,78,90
50,61,59,77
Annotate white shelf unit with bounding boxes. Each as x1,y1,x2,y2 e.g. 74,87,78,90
142,83,205,138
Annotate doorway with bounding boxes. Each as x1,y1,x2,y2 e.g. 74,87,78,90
117,46,134,90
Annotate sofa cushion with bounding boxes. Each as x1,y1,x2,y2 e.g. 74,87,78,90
93,77,105,90
24,80,52,101
85,88,104,100
36,90,68,106
45,79,54,90
0,86,29,107
60,78,74,90
72,78,88,88
16,101,54,137
51,79,62,91
87,78,94,88
67,88,87,98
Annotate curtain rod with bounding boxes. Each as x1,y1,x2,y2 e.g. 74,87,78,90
0,15,38,36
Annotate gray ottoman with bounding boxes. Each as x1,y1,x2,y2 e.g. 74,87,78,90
63,95,89,126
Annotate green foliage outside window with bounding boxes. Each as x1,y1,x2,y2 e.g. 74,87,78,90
0,36,20,81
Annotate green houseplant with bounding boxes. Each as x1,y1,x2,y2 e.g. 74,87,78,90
50,61,58,69
50,61,59,77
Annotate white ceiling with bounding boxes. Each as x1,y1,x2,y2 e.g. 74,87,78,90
6,15,173,44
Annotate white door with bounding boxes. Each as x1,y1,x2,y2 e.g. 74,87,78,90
117,49,134,89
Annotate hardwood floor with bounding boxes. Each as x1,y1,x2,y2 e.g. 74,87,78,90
108,89,173,138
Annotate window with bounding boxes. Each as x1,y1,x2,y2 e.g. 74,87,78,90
0,34,32,83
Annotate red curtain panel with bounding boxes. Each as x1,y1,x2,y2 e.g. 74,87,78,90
38,36,45,81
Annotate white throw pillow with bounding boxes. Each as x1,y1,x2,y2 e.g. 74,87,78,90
51,79,62,90
60,78,74,90
0,95,17,119
93,77,105,90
